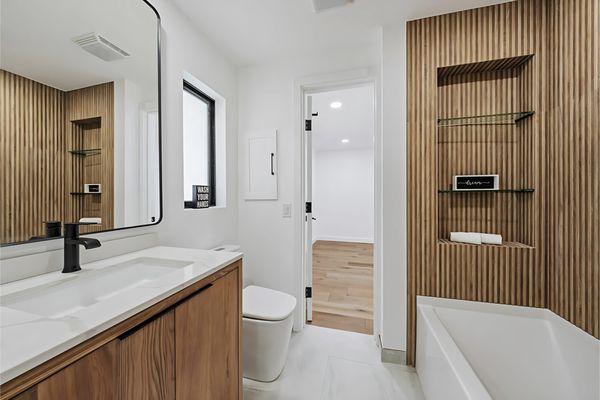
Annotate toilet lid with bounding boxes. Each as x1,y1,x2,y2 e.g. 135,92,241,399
243,286,297,321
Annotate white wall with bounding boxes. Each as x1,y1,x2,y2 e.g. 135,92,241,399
150,0,239,249
237,46,379,330
379,23,407,352
312,148,374,243
237,34,408,352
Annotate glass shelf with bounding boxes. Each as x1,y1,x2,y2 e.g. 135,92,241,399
438,239,533,249
437,111,534,127
69,148,101,156
70,192,101,195
438,188,534,194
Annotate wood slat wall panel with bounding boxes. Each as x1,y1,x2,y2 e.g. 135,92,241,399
0,70,66,243
407,0,547,365
546,0,600,338
407,0,599,365
0,72,114,243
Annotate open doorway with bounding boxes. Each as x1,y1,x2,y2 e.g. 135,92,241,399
305,84,375,334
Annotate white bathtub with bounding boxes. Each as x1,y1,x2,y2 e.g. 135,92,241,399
416,296,600,400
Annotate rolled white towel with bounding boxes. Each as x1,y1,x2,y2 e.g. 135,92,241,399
450,232,482,245
79,217,101,224
481,233,503,245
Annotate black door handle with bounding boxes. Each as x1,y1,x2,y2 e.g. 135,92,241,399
270,153,275,175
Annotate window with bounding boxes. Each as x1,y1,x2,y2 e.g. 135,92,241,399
182,80,216,207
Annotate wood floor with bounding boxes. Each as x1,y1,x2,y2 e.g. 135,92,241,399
309,240,373,334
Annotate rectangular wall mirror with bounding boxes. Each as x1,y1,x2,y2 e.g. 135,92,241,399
0,0,162,246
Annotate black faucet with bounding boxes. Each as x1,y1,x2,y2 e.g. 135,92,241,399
63,223,101,273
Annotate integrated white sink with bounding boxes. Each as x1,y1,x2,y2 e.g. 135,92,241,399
1,257,192,319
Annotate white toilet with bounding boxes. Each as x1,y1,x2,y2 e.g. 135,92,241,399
211,244,297,382
243,285,297,382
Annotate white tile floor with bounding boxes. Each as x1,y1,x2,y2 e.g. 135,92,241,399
243,325,425,400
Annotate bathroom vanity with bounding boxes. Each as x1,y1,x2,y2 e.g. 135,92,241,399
0,247,243,400
0,0,244,398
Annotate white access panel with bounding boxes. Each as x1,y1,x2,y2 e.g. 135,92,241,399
245,130,277,200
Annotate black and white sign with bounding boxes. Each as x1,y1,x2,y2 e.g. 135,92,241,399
453,175,499,191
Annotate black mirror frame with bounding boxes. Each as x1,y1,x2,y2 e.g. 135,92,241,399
1,0,163,247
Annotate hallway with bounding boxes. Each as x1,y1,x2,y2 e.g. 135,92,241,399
310,240,373,334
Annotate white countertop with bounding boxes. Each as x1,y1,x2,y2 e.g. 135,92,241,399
0,246,242,384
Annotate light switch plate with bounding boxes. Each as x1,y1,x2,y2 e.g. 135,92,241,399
282,203,292,218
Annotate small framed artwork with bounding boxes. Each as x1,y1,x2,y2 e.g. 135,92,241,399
453,175,499,191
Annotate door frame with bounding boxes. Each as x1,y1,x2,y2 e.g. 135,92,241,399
293,67,381,338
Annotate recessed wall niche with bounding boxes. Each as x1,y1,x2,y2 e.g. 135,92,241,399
65,83,115,236
68,117,104,233
436,55,536,248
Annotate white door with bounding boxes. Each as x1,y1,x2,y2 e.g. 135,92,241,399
305,95,313,322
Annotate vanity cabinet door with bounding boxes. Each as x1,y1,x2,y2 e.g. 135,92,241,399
119,310,175,400
36,340,118,400
175,269,241,400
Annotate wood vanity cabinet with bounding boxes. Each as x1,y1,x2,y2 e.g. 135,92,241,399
175,267,240,400
17,342,119,400
3,261,242,400
119,310,176,400
38,343,118,399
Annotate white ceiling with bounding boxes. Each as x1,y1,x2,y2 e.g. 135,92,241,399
171,0,511,66
1,0,158,92
311,84,374,151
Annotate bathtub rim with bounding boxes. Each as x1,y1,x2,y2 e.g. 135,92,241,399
416,299,493,400
417,296,600,345
416,296,600,400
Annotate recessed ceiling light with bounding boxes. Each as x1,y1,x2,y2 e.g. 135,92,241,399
312,0,354,13
330,101,342,109
341,139,350,144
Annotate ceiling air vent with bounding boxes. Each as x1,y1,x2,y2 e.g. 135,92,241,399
71,33,130,62
312,0,353,12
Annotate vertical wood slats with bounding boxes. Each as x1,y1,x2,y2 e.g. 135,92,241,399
407,0,548,365
0,70,66,243
0,71,114,243
546,0,600,339
408,0,599,366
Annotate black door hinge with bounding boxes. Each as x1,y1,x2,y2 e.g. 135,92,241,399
305,287,312,298
305,119,312,131
305,202,312,213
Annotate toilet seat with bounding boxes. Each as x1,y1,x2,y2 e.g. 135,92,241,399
243,285,297,321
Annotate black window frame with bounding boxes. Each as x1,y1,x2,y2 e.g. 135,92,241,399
183,80,216,208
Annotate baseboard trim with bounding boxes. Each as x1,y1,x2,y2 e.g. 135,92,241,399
377,335,407,365
381,348,407,365
313,236,374,244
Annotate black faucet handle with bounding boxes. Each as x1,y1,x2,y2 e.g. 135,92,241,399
63,222,97,238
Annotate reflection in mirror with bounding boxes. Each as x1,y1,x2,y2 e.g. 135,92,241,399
0,0,161,245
